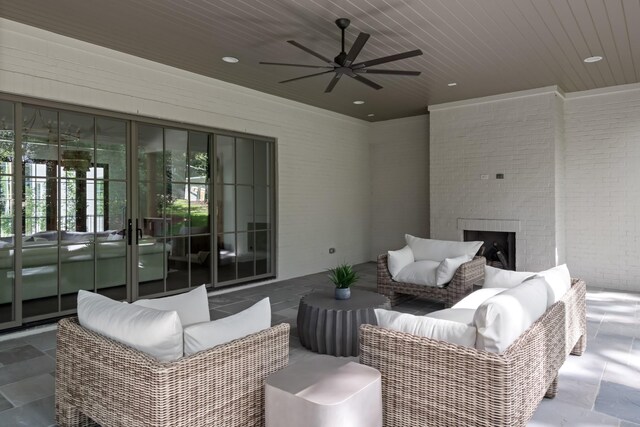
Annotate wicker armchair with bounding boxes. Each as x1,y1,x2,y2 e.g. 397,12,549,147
56,317,289,427
377,254,485,307
360,278,587,427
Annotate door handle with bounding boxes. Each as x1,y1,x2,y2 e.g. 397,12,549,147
127,219,133,246
136,219,142,244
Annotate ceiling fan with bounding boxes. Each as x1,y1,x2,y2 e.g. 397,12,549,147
260,18,422,93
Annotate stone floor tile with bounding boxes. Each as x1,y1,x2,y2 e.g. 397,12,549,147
0,373,55,407
22,331,57,352
0,392,13,412
0,345,44,366
215,299,260,314
528,399,621,426
621,421,640,427
595,381,640,424
601,359,640,390
557,352,607,386
0,395,55,427
0,339,27,352
0,356,56,387
554,377,600,409
44,349,55,361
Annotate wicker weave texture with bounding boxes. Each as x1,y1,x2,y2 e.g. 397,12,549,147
377,254,485,307
360,278,587,427
56,317,289,427
565,279,587,356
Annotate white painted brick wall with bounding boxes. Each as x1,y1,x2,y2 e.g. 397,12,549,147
370,115,429,259
0,19,371,281
429,88,564,272
564,85,640,290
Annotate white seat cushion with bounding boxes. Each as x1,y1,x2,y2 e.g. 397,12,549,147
405,234,482,262
132,284,210,327
425,308,476,325
473,277,549,353
452,288,507,310
393,260,440,286
436,254,471,287
375,308,476,348
183,297,271,355
537,264,571,306
482,265,535,289
387,245,414,279
77,290,183,362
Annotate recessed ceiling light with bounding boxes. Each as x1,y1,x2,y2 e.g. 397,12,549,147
584,56,603,63
353,100,365,105
367,113,375,117
448,82,457,87
222,56,239,63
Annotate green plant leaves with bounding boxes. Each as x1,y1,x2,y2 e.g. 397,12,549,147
327,263,359,289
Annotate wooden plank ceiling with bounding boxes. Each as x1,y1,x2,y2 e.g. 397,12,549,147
0,0,638,121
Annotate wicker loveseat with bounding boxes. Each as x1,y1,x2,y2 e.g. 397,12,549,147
377,254,486,307
360,278,586,427
56,317,289,427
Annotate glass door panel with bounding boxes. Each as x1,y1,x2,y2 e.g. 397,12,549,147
0,100,15,324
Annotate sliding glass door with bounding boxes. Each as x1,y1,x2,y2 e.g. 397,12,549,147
0,96,276,331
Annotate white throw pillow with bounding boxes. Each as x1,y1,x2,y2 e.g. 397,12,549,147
387,245,415,279
393,260,440,286
473,277,549,353
537,264,572,306
183,297,271,356
452,288,507,310
133,284,210,327
77,290,183,362
425,308,476,325
375,309,476,348
436,254,471,287
405,234,482,262
483,265,535,289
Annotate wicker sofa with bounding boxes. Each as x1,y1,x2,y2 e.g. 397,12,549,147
360,278,586,427
56,317,289,427
377,254,485,307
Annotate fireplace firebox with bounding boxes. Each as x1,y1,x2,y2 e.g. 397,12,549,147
464,230,516,270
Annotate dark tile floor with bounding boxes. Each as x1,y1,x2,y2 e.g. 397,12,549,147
0,262,638,426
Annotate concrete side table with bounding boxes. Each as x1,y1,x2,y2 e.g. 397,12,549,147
297,288,390,356
265,358,382,427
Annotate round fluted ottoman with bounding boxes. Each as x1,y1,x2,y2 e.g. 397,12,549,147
265,358,382,427
297,288,390,356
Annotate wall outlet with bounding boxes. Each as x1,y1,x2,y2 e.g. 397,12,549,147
496,173,504,179
481,174,489,180
329,248,335,254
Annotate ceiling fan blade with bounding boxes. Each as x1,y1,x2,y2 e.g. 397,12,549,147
352,49,422,69
324,74,343,93
260,61,333,69
350,74,383,90
279,70,333,84
354,69,421,76
343,33,370,67
287,40,336,65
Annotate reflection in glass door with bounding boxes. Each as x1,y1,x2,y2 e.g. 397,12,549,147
0,100,16,326
20,106,129,320
215,135,273,285
136,125,211,298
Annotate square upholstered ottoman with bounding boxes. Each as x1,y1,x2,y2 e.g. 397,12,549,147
265,357,382,427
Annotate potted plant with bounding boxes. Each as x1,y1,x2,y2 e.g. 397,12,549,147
328,263,359,300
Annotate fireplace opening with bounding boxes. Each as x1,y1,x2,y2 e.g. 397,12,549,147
464,230,516,270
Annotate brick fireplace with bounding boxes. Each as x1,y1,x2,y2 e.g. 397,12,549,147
428,87,566,272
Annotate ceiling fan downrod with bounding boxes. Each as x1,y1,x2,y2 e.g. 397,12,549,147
334,18,350,66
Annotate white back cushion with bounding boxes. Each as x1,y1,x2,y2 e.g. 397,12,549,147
452,288,507,310
77,290,183,362
436,255,471,287
133,284,210,327
473,277,549,353
537,264,571,306
387,245,414,279
393,260,440,286
405,234,482,262
483,265,535,289
184,297,271,356
425,308,476,325
375,308,476,348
